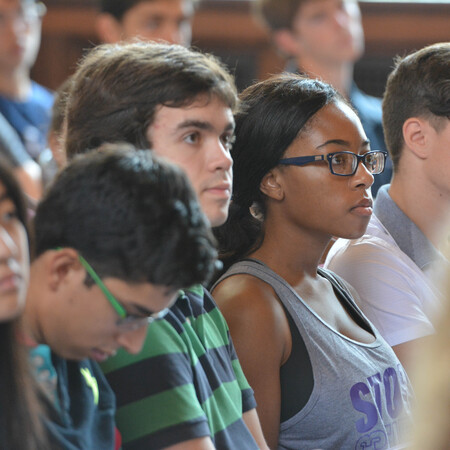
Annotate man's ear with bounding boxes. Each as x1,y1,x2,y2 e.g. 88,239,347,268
96,13,123,44
260,169,284,201
47,248,83,292
402,117,430,160
273,29,300,58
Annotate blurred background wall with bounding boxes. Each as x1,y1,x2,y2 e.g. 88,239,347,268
32,0,450,94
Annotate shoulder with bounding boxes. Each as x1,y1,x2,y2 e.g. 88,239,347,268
213,274,286,325
212,273,290,359
31,82,55,106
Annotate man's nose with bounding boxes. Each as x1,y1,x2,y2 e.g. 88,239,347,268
116,325,148,355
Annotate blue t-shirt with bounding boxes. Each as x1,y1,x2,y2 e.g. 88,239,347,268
30,345,116,450
0,82,53,159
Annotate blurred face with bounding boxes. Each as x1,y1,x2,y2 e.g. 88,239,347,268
119,0,193,46
0,181,29,321
47,272,178,362
147,95,235,227
291,0,364,65
0,0,43,73
275,101,374,240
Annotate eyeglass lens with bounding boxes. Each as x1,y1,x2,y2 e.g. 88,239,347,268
330,152,384,175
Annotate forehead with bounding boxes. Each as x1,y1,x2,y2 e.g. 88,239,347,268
298,101,367,145
151,95,234,128
105,277,177,312
124,0,193,17
296,0,358,16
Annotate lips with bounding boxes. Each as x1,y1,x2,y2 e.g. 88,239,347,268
205,181,232,197
351,198,373,217
0,272,22,293
91,348,117,363
353,198,373,209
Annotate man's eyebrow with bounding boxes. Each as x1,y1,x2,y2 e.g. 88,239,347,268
176,120,235,133
119,288,177,317
316,139,370,149
176,120,214,132
122,301,155,318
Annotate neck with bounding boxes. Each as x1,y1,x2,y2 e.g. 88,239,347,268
295,57,353,98
0,68,31,99
250,214,331,286
389,171,450,248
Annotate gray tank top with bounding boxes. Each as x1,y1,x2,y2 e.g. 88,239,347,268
215,260,413,450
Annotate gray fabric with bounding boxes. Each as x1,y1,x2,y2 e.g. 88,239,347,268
216,260,413,450
374,185,441,270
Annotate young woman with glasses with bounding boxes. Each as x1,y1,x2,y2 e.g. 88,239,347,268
0,162,47,449
212,74,413,450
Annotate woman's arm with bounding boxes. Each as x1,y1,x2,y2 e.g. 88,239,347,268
213,275,291,449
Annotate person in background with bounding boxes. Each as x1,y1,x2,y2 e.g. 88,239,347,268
22,143,217,449
0,162,46,449
256,0,390,196
96,0,198,46
0,111,42,200
0,0,53,161
325,43,450,373
212,73,412,449
64,41,268,449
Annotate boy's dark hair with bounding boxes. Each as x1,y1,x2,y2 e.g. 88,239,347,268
255,0,305,31
35,143,217,289
100,0,146,19
100,0,199,21
65,41,238,160
214,73,341,271
0,162,28,230
382,42,450,171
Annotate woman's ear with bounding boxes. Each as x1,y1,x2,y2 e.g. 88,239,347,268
260,169,284,201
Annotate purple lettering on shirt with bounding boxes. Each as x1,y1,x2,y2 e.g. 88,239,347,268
383,367,403,419
350,382,379,433
367,372,382,415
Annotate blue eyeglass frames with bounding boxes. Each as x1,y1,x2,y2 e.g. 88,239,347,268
278,150,388,177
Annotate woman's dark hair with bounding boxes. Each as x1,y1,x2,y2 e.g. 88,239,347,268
214,74,341,271
0,163,46,449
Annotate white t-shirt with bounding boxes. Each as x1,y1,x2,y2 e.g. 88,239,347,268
325,214,442,347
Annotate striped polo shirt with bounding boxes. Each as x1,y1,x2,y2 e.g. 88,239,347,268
101,285,258,449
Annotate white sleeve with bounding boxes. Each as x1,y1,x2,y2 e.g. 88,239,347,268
325,238,436,347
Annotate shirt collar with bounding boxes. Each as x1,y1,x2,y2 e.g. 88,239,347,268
374,184,442,270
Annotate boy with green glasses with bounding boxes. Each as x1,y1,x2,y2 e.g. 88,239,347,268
22,143,217,449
